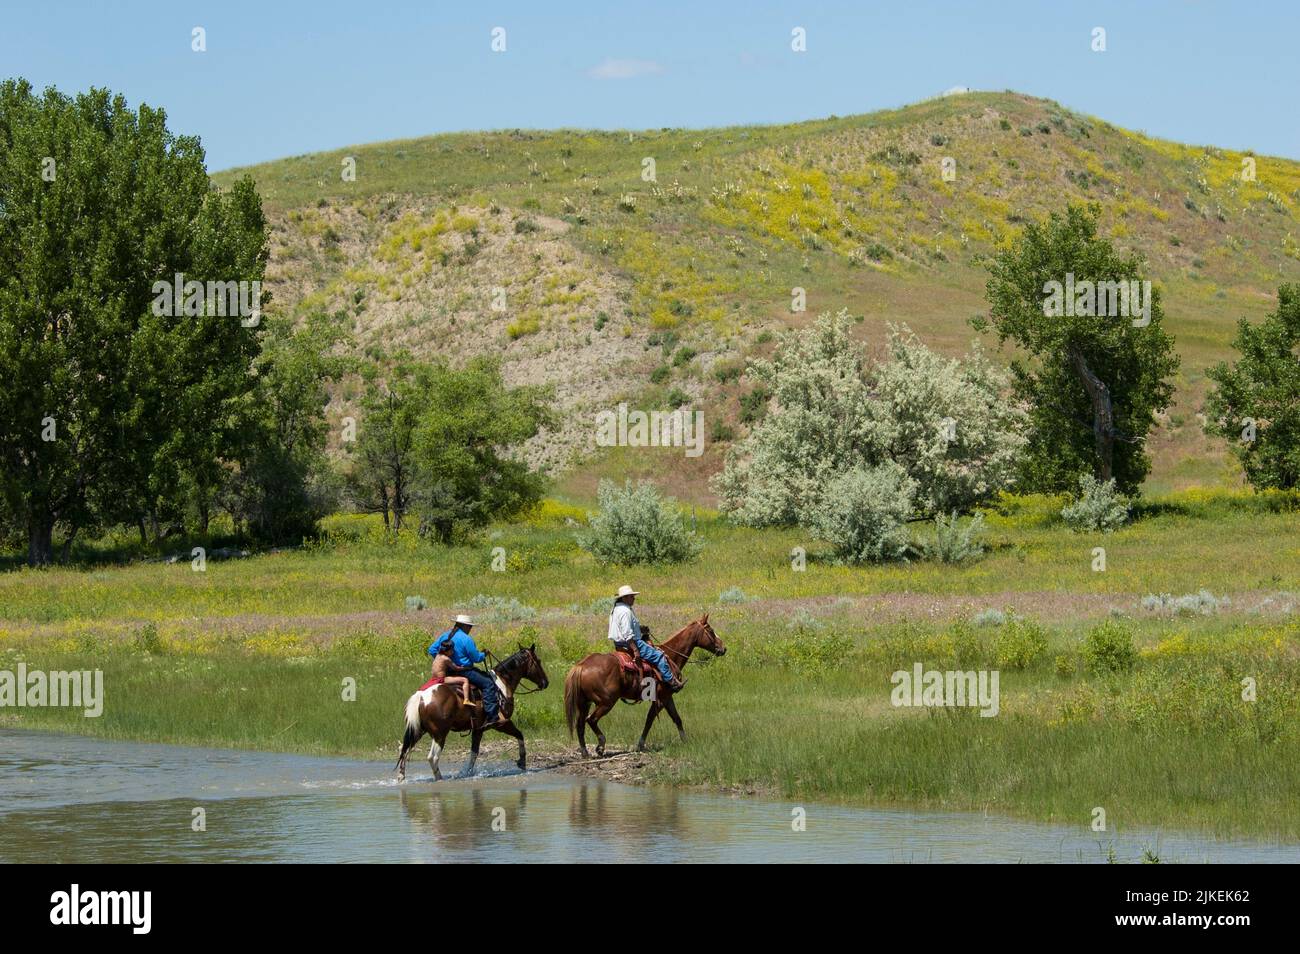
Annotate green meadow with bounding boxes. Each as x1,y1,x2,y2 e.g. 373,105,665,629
4,489,1300,840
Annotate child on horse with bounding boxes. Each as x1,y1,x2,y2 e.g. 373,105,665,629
428,640,476,707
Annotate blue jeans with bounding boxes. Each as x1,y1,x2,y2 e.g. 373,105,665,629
631,638,675,684
461,668,498,720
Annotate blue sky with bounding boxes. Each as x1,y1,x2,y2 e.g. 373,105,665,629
2,1,1297,171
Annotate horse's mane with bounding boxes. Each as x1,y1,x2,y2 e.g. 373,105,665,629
492,647,531,675
661,617,705,648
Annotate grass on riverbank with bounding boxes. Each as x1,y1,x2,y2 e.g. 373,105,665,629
5,608,1299,841
1,488,1299,632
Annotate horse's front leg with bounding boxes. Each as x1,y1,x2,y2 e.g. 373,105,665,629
462,729,483,777
636,701,663,752
663,693,686,742
494,720,527,771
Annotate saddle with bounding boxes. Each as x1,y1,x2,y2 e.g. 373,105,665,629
615,651,666,684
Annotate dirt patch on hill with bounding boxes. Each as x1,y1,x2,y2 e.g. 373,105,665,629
261,196,660,473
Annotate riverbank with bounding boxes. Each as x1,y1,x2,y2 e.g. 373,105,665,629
5,491,1300,840
4,603,1299,841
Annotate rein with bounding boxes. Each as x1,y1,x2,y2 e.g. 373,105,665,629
653,625,700,664
488,649,544,695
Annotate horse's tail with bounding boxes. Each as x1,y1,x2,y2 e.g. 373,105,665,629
395,690,423,769
564,666,582,738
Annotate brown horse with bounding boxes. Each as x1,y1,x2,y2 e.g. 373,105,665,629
395,644,549,782
563,614,725,758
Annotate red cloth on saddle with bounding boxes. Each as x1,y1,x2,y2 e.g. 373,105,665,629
418,676,445,691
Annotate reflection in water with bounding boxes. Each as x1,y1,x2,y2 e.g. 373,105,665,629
2,729,1297,863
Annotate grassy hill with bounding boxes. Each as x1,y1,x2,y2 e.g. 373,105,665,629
212,90,1300,500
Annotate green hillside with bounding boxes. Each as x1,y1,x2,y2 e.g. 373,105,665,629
212,90,1300,500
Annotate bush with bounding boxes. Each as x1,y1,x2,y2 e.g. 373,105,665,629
994,619,1048,669
577,480,702,565
1061,474,1130,532
462,594,537,622
718,586,750,604
951,621,987,667
801,463,916,564
1141,590,1229,616
713,311,1026,527
1083,619,1138,674
925,511,986,563
754,632,852,674
554,629,599,663
971,608,1008,627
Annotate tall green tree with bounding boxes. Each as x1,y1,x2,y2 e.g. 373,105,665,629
0,79,268,564
347,360,422,530
976,204,1179,494
410,358,552,543
1204,284,1300,490
221,313,346,544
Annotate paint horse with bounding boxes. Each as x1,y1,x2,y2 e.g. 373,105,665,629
395,644,548,781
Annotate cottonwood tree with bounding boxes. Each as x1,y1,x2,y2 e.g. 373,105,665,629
1204,284,1300,489
977,204,1178,494
347,360,423,530
0,80,268,564
409,358,553,543
221,314,346,544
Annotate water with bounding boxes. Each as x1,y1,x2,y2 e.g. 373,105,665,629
1,729,1295,863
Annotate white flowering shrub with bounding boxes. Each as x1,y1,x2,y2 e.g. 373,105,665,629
712,310,874,527
800,462,916,564
578,479,702,565
1060,474,1130,532
712,310,1027,561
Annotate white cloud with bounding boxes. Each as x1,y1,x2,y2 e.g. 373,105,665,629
588,58,665,80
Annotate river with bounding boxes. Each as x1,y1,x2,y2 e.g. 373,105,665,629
1,729,1295,863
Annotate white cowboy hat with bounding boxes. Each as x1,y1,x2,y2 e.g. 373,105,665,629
453,614,474,626
615,585,639,599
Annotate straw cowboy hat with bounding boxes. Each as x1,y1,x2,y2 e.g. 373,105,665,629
453,614,474,626
614,585,639,600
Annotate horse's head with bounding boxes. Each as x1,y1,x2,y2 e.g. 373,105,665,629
692,613,727,657
516,642,549,690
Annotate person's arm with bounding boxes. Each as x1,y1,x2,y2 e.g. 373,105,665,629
463,635,487,665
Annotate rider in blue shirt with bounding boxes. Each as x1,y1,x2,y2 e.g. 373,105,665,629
427,614,500,722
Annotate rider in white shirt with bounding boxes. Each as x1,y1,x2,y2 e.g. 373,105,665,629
608,585,683,690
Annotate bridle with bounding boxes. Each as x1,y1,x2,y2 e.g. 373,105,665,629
487,648,545,696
